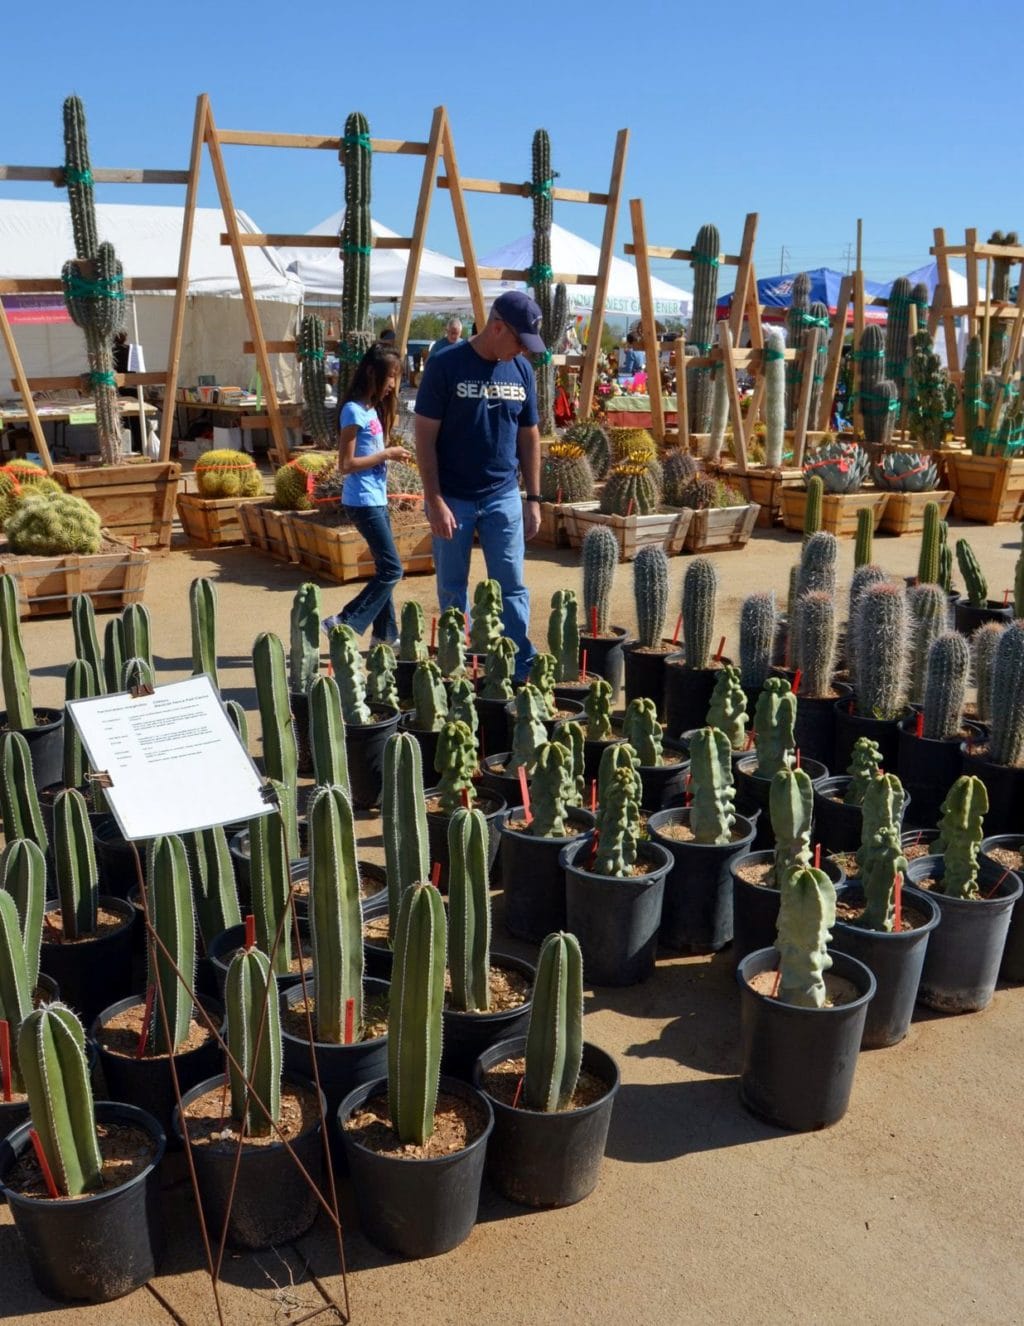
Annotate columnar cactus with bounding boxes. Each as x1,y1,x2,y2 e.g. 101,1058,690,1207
770,766,813,885
184,825,241,948
53,788,98,941
0,732,48,853
482,636,518,700
682,557,718,670
552,719,585,807
933,775,988,899
581,525,618,635
121,656,154,693
688,726,735,845
797,531,838,599
412,660,448,733
633,545,669,649
338,111,373,400
329,624,372,724
530,129,567,437
970,621,1005,725
805,305,831,429
774,866,835,1009
447,676,479,739
955,538,988,607
739,591,776,692
592,764,640,877
1015,532,1024,620
784,274,811,429
383,732,429,937
253,631,300,791
470,580,504,656
856,323,886,432
803,474,824,538
548,589,580,683
434,720,477,813
706,362,731,463
121,603,152,678
308,673,350,790
918,501,941,585
0,890,34,1091
706,664,748,750
0,575,34,730
908,583,950,705
398,601,427,663
988,621,1024,767
919,631,968,742
858,826,908,933
854,506,873,569
510,685,548,773
855,774,905,879
62,659,94,790
0,837,45,994
622,696,663,766
388,882,446,1145
687,223,721,433
289,583,321,696
885,277,914,414
298,314,333,447
18,1004,102,1195
845,737,883,807
103,617,125,694
527,653,558,715
986,231,1018,371
436,607,466,678
146,835,196,1056
963,335,985,453
764,331,786,467
541,443,594,503
71,593,105,696
528,742,575,837
907,331,957,448
583,677,613,741
308,783,364,1042
853,582,908,720
189,577,220,692
793,590,837,699
753,678,796,778
249,808,293,974
226,945,281,1136
447,807,491,1013
523,931,583,1112
599,461,660,516
366,642,399,708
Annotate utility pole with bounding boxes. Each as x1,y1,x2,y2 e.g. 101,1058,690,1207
779,245,790,275
842,243,855,273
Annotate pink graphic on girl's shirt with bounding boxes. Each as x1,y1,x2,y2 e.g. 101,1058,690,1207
369,417,382,437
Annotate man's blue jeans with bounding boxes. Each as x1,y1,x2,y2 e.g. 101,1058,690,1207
336,504,403,641
433,488,534,677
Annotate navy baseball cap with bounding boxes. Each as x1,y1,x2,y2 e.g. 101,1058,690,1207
492,291,546,353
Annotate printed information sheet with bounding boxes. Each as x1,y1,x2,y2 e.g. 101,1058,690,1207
67,675,271,840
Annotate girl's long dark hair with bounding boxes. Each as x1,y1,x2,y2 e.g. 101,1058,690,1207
343,345,401,438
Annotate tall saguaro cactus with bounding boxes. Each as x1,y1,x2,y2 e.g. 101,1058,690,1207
61,97,125,465
530,129,567,437
687,224,721,433
308,783,364,1042
338,112,373,400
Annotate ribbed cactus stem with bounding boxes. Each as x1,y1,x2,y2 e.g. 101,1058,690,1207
593,767,640,876
854,774,905,879
18,1003,101,1196
436,607,466,677
253,632,300,787
633,545,669,648
447,808,491,1012
398,600,427,662
184,825,241,947
933,775,988,899
53,788,97,941
338,112,373,400
581,526,618,635
366,643,399,709
146,835,196,1056
583,677,613,741
121,657,154,693
918,501,941,585
770,767,813,886
552,719,585,807
970,622,1005,725
1,837,45,994
447,677,479,740
523,931,583,1112
249,809,293,974
226,700,249,749
103,617,124,694
309,783,364,1042
908,584,949,706
289,583,321,695
412,660,448,732
328,624,372,724
858,827,907,933
388,882,446,1145
308,674,350,790
470,580,504,656
527,653,557,715
775,866,835,1009
845,737,883,806
798,531,838,598
298,314,332,447
510,685,548,773
763,331,786,467
62,659,95,790
622,696,663,766
955,538,988,607
854,583,908,720
226,946,281,1136
121,604,152,677
189,577,220,691
785,273,811,429
0,732,48,854
988,621,1024,767
0,575,34,731
707,362,731,463
434,720,477,814
531,129,558,435
963,336,984,452
687,224,721,433
528,741,574,837
688,726,735,845
682,557,718,670
803,475,823,538
482,637,518,701
705,665,748,750
753,678,796,778
383,732,429,936
0,890,33,1090
854,507,873,569
739,592,776,691
71,593,105,696
62,97,98,261
548,589,580,682
793,591,836,700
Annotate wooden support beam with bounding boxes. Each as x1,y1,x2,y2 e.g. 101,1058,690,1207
396,107,448,355
578,129,630,425
716,321,748,470
741,264,766,454
965,228,979,341
0,299,54,470
0,277,178,294
242,341,298,355
212,130,427,154
438,116,486,332
673,336,690,450
623,243,744,266
20,372,167,391
932,227,960,373
436,176,609,205
978,269,1024,447
930,240,1024,262
727,214,759,346
818,274,851,432
0,165,189,185
454,265,599,285
220,233,412,250
629,199,664,443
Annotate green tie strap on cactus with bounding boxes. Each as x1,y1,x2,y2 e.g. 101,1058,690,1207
447,676,479,740
0,890,33,1089
803,474,824,538
398,601,428,663
189,577,220,692
933,775,988,899
792,591,836,700
383,732,429,936
71,593,105,697
0,733,48,854
184,825,241,948
338,112,373,401
328,624,372,724
289,583,322,696
770,767,814,886
917,501,941,585
434,720,477,814
527,653,557,715
121,604,153,678
954,538,987,607
436,607,467,678
854,773,905,876
581,525,618,636
308,674,350,790
53,788,98,942
739,592,776,692
688,726,735,845
907,584,949,706
388,882,446,1146
19,1003,102,1196
622,696,663,765
687,224,721,434
482,637,518,701
753,677,795,778
0,575,35,731
853,582,908,721
523,931,583,1112
510,685,549,774
62,659,95,791
146,835,196,1056
308,783,364,1042
797,531,838,599
987,621,1024,767
583,677,613,741
548,588,580,683
540,442,595,504
447,807,492,1013
226,945,282,1137
857,825,908,933
633,545,669,650
103,617,125,695
528,742,574,837
763,330,787,467
470,580,504,656
705,664,748,750
366,642,399,709
775,866,835,1009
253,632,300,791
922,632,969,742
844,737,883,807
298,315,333,447
593,767,640,877
411,660,448,733
552,719,585,807
249,809,293,975
681,557,718,671
907,331,957,448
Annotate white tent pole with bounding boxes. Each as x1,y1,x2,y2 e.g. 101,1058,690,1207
130,293,147,455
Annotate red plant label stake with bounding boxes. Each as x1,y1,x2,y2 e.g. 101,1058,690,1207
770,968,782,998
518,766,532,824
984,867,1012,899
135,984,156,1059
915,711,924,738
512,1076,525,1109
626,497,635,517
465,618,471,647
430,861,442,888
791,669,802,695
245,914,256,950
795,749,802,769
813,842,821,869
893,871,903,932
672,613,682,645
715,636,726,662
1004,587,1012,606
344,998,355,1046
581,650,588,679
0,1020,11,1103
461,787,471,809
29,1129,60,1199
590,779,597,813
684,772,693,806
472,654,479,680
590,605,599,637
430,616,437,650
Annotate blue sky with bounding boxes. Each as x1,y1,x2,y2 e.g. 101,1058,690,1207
4,0,1015,293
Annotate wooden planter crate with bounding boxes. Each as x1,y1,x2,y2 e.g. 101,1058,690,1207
534,500,569,548
877,489,954,535
780,488,889,536
0,537,148,618
176,493,266,547
53,462,180,553
290,516,434,583
560,503,693,561
238,500,270,552
945,454,1024,523
684,503,760,553
733,469,803,527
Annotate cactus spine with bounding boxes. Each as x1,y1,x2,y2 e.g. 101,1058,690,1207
447,808,491,1012
0,575,34,730
581,525,618,635
146,835,196,1055
791,590,836,700
854,583,909,720
687,224,721,433
412,660,448,732
798,531,838,599
308,674,350,790
753,678,796,778
308,783,364,1041
250,809,293,974
739,592,776,692
19,1003,102,1195
548,589,580,682
854,507,873,569
764,331,786,467
298,314,332,446
53,788,97,941
908,582,948,705
289,583,322,696
633,545,669,649
436,607,467,677
774,866,835,1009
933,774,987,899
470,579,504,656
328,624,372,724
682,557,718,670
226,945,281,1135
121,603,153,678
688,726,736,845
338,111,373,400
988,621,1024,767
706,664,748,750
530,129,566,436
184,825,240,947
71,593,105,696
523,931,583,1112
382,732,429,937
921,631,968,741
0,732,48,853
388,882,446,1145
971,621,1004,724
103,617,125,694
188,577,219,691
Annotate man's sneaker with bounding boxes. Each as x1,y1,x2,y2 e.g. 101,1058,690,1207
321,614,342,639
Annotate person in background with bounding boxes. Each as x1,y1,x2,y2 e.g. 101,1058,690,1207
620,332,646,376
378,327,397,345
321,345,411,645
414,291,544,679
427,318,463,360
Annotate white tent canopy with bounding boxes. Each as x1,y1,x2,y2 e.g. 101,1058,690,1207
479,222,693,320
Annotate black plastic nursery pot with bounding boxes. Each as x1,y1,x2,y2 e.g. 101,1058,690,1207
395,656,422,703
498,806,595,943
734,754,829,850
770,669,851,772
647,809,756,953
1,708,64,794
477,753,526,808
833,699,901,778
550,672,604,708
424,787,507,893
39,896,137,1026
952,598,1011,636
92,815,149,900
622,641,676,718
0,975,59,1142
811,776,911,857
290,688,313,777
980,835,1024,981
207,917,311,1001
90,995,225,1139
475,694,517,762
561,837,672,987
503,695,583,744
582,734,627,787
338,1074,494,1259
228,823,311,905
830,884,941,1048
736,947,876,1131
472,1036,620,1208
345,704,401,809
896,717,986,830
361,894,393,981
441,953,535,1081
663,657,732,740
578,626,632,701
904,855,1022,1013
173,1072,325,1250
628,739,690,813
960,744,1024,837
730,852,846,968
0,1101,165,1303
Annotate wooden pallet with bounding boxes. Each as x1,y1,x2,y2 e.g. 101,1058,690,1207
560,502,693,561
52,461,180,553
945,454,1024,523
780,488,889,536
877,489,954,535
684,503,760,552
0,537,149,618
290,516,434,583
176,493,265,546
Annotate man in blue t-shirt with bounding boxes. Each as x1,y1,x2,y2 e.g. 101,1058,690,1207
427,318,463,360
414,291,544,677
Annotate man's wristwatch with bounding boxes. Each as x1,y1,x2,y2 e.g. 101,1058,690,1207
523,493,542,503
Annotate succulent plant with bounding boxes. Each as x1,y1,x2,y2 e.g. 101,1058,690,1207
194,449,263,499
706,363,731,463
793,590,837,700
599,460,660,516
470,579,504,656
5,491,101,556
548,588,580,683
609,427,657,463
774,866,836,1009
705,664,748,750
592,763,640,877
226,944,282,1136
398,600,427,663
797,531,838,599
188,577,219,693
71,592,104,696
871,451,939,493
853,582,908,720
907,331,957,448
933,774,988,899
447,807,491,1012
632,544,669,649
434,719,477,813
523,931,584,1112
528,741,575,837
563,419,610,479
970,621,1005,725
844,737,883,807
366,642,399,708
854,773,905,879
622,696,663,766
0,842,44,1090
338,112,374,398
963,335,985,454
288,583,321,697
382,731,429,937
803,473,824,536
581,525,618,635
436,607,467,678
540,442,594,504
688,726,735,845
308,782,364,1041
854,506,873,569
857,825,908,933
681,557,718,671
249,802,294,974
482,636,517,701
988,621,1024,767
583,677,614,741
252,632,299,834
529,129,568,435
805,304,831,429
145,834,196,1056
0,576,35,731
917,501,942,585
855,324,886,429
18,1003,102,1195
273,453,336,510
298,314,333,447
0,732,47,853
509,685,549,774
955,538,987,607
387,882,445,1145
862,378,899,447
447,676,479,740
738,592,776,692
770,766,814,886
753,677,796,778
784,274,811,429
764,330,786,467
412,659,448,733
183,825,241,948
527,653,557,715
552,719,585,807
687,224,721,433
802,441,870,494
53,788,98,941
328,623,372,724
662,449,700,506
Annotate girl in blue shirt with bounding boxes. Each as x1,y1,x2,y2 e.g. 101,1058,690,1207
321,345,411,645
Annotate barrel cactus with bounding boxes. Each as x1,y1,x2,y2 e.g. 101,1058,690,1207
540,442,594,503
5,492,101,555
662,448,700,506
0,467,61,528
273,453,336,510
599,460,660,516
195,449,263,498
563,419,610,479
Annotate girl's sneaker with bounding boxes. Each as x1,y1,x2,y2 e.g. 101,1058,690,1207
321,614,342,638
